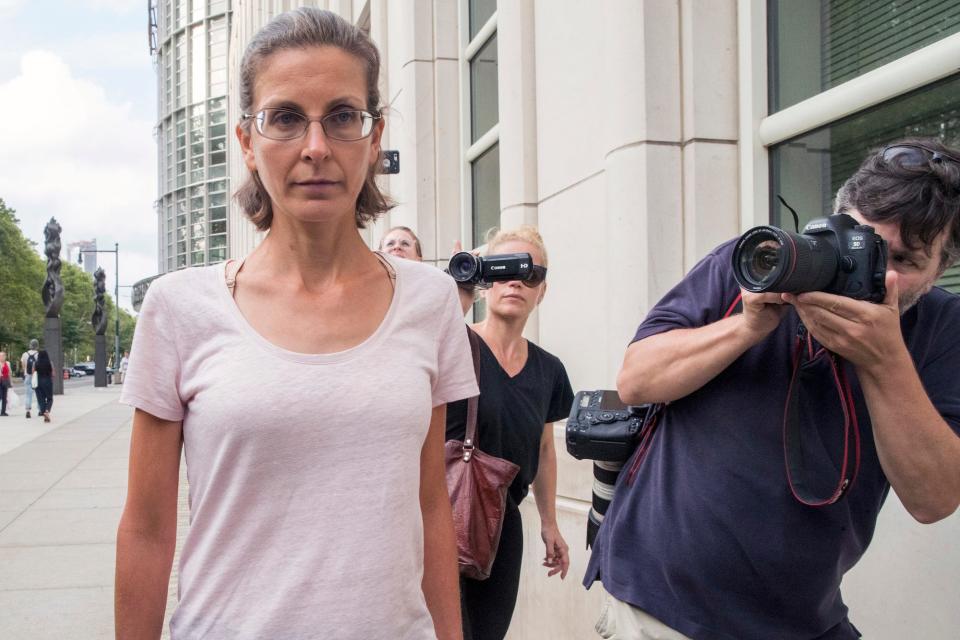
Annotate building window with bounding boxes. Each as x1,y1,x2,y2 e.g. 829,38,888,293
769,1,960,112
469,0,496,41
470,34,498,144
766,3,960,292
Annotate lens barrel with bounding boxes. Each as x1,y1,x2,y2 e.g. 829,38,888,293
732,226,838,294
448,252,482,283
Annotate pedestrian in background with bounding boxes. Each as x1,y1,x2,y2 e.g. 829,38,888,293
447,225,574,640
380,225,423,261
33,350,54,423
0,352,11,416
115,8,475,640
20,339,38,419
118,351,129,384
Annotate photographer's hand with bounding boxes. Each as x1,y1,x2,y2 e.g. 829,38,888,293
785,271,960,524
782,270,905,371
741,290,790,337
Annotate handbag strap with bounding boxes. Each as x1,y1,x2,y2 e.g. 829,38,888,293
463,327,482,459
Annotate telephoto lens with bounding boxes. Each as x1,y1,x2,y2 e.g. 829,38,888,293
732,226,838,294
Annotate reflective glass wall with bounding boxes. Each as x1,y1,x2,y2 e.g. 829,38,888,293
155,0,231,273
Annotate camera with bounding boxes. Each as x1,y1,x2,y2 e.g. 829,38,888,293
447,252,534,287
565,390,651,462
732,213,888,302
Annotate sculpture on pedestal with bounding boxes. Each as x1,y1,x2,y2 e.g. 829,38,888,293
92,267,107,336
43,218,65,318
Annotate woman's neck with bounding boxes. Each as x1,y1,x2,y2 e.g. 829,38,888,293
474,313,528,357
244,211,375,292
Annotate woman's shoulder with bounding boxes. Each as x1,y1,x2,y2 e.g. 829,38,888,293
144,263,224,308
387,254,457,301
527,340,568,374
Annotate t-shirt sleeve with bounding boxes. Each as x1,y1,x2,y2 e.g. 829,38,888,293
632,239,742,344
918,301,960,437
120,279,185,422
546,358,575,424
432,281,480,407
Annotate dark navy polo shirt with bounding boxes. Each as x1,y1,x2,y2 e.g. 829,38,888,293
584,239,960,640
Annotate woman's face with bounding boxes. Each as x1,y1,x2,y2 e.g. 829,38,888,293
483,240,547,322
381,229,421,261
237,45,383,228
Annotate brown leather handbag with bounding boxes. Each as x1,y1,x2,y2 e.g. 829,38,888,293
445,327,520,581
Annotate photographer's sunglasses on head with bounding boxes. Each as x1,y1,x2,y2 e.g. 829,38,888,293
881,143,960,167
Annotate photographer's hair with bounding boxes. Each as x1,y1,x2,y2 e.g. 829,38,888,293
834,137,960,273
234,7,394,231
379,226,422,258
486,225,549,266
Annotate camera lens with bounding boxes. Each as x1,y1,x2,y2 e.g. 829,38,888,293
732,226,838,294
447,252,480,283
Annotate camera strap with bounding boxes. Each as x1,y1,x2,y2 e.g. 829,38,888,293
783,324,861,506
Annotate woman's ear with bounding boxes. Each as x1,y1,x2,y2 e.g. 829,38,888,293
537,281,547,305
237,123,257,173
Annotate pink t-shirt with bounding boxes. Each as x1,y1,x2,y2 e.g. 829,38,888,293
121,254,478,640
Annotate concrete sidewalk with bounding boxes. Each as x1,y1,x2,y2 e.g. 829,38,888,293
0,386,187,639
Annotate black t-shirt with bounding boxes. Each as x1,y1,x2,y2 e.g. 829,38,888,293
446,329,574,506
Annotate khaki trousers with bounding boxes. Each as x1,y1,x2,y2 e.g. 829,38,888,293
596,594,694,640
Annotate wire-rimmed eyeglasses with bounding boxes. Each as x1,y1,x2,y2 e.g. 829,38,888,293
241,108,381,141
881,142,960,168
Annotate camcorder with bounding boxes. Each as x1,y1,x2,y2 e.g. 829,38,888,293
447,251,535,288
732,213,888,302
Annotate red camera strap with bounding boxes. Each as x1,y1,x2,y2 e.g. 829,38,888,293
782,326,861,506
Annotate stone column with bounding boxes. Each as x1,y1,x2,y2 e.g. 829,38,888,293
42,218,65,395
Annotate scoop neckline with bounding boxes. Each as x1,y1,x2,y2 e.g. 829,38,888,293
215,251,402,364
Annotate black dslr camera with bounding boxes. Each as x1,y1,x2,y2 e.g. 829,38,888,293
732,213,888,302
447,252,534,288
566,390,652,462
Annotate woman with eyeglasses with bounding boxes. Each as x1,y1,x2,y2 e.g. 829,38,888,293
447,225,574,640
380,225,424,261
115,9,477,640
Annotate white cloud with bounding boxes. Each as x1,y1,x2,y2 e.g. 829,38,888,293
78,0,140,13
0,50,157,312
62,30,153,73
0,0,25,19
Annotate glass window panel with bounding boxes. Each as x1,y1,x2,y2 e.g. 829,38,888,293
177,240,186,253
209,234,227,248
209,138,226,152
192,0,204,23
469,0,496,41
191,238,205,252
770,74,960,292
208,97,225,112
209,164,227,178
209,192,226,207
209,247,227,262
191,222,204,237
209,0,227,15
210,206,226,220
191,26,205,103
770,0,960,112
470,34,498,143
471,142,500,248
190,195,204,210
211,220,226,234
209,151,226,165
177,254,187,268
209,179,227,192
208,123,226,137
192,252,205,265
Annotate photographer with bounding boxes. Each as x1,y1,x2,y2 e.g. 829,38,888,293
584,138,960,640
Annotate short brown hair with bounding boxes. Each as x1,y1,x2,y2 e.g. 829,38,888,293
234,8,394,231
835,137,960,271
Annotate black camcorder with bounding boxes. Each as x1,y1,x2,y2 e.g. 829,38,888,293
732,213,888,302
447,252,534,288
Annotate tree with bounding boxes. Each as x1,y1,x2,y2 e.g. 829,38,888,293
0,198,45,355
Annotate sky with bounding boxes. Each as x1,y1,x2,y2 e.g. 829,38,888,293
0,0,158,312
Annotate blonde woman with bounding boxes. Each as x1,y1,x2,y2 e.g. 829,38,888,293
447,226,574,640
380,225,423,261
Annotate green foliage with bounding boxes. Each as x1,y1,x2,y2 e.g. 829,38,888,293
0,197,137,367
0,199,45,353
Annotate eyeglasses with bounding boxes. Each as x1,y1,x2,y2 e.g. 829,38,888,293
881,143,960,168
241,108,381,141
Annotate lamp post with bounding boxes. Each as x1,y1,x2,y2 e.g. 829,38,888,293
78,243,121,370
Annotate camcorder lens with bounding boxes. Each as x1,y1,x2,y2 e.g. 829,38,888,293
745,241,781,283
448,252,480,282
